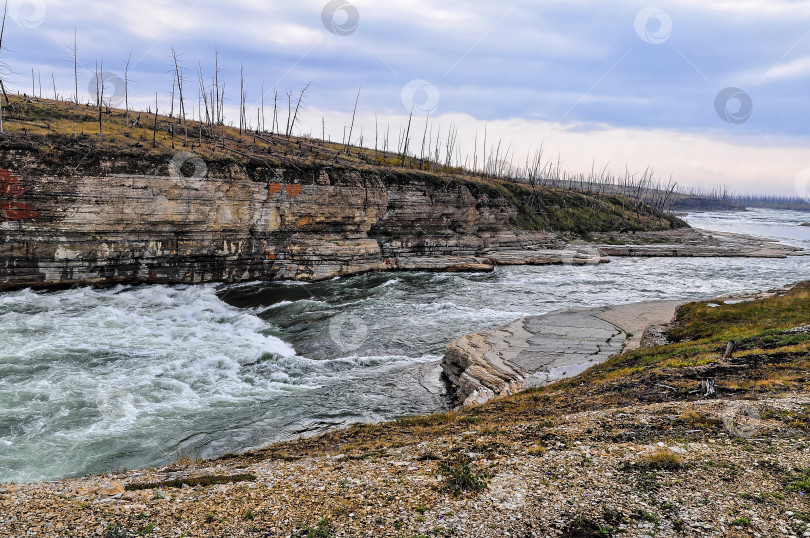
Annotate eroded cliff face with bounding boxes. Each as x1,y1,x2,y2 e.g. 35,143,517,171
0,166,545,289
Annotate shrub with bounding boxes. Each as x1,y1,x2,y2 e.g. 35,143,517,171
438,456,489,496
641,448,684,471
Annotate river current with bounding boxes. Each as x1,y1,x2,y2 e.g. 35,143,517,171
1,209,808,482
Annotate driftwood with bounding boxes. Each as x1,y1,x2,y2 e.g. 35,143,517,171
689,379,716,397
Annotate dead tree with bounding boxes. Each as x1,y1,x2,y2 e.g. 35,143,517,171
169,76,175,118
272,88,279,134
197,62,210,126
124,52,131,134
260,82,265,133
171,48,187,145
346,87,360,150
289,82,310,140
239,62,244,134
0,1,9,133
152,92,158,147
284,90,292,137
401,107,413,166
96,60,103,142
72,28,78,105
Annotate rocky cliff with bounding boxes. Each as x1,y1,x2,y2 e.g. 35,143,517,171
0,96,690,290
0,159,580,289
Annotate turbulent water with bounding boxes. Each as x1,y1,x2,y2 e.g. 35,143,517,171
1,209,808,482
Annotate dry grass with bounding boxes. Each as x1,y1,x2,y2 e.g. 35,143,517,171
641,449,684,470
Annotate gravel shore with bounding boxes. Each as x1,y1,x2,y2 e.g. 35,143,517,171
3,391,810,537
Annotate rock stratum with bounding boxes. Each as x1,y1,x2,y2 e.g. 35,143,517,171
0,164,541,289
0,158,803,291
441,301,684,407
0,145,668,290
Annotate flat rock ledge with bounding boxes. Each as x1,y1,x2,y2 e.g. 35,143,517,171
441,300,684,407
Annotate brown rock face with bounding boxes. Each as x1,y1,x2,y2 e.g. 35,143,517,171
0,167,541,289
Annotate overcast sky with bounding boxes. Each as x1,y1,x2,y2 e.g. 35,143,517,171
3,0,810,196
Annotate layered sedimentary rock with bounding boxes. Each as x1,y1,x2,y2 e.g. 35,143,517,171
1,159,802,290
441,301,685,408
0,166,561,289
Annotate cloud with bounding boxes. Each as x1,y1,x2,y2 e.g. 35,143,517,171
1,0,808,195
759,55,810,83
300,108,809,197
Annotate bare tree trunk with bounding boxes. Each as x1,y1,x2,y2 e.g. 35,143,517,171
346,87,360,150
96,60,103,143
420,112,429,161
153,92,158,148
401,108,413,166
239,62,244,134
0,2,10,114
483,124,487,178
285,91,292,137
124,52,131,134
171,48,187,145
214,47,219,125
73,28,78,105
51,72,56,100
272,88,278,134
289,82,310,140
197,63,209,127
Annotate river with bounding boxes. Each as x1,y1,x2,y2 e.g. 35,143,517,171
0,208,808,482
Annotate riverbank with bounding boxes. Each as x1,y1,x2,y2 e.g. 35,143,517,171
7,97,810,292
441,300,684,408
3,282,809,537
440,282,803,409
